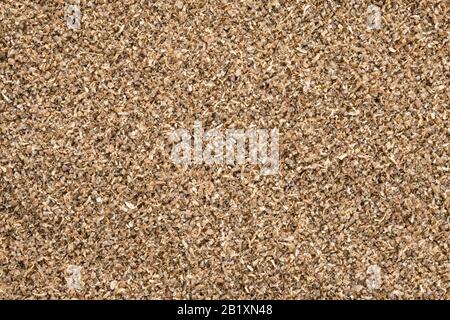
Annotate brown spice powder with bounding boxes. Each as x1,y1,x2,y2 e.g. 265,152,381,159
0,0,448,299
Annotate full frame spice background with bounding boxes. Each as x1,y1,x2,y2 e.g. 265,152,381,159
0,0,449,299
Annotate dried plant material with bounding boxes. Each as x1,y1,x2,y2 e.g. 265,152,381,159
110,280,118,291
0,0,448,300
124,201,136,210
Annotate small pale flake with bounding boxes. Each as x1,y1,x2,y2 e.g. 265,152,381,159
125,201,136,210
110,280,118,290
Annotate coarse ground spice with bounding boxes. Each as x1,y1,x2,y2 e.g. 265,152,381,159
0,0,449,299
